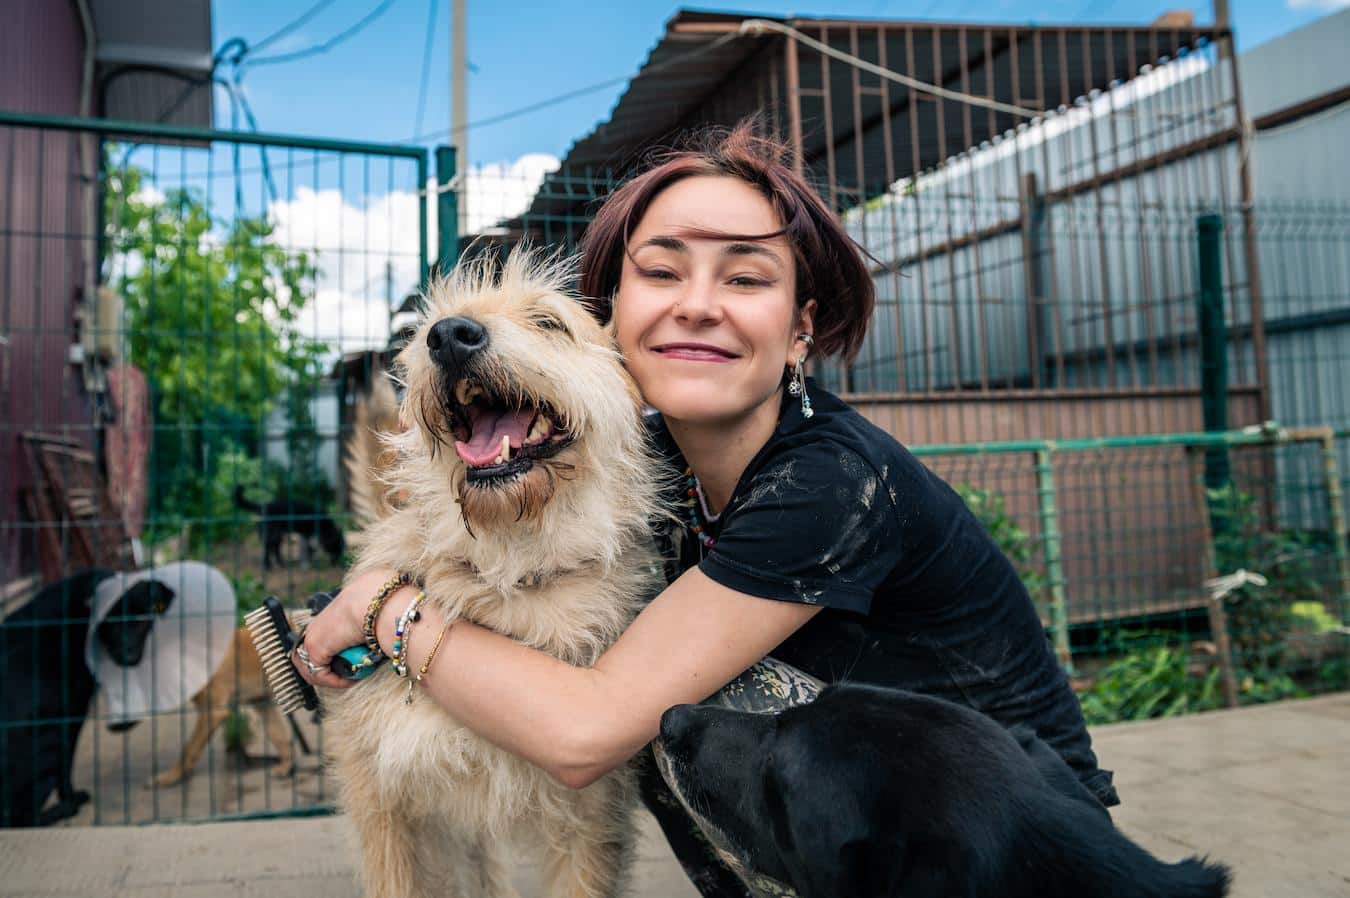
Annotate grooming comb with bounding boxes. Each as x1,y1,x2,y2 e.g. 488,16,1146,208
245,596,319,714
245,594,387,715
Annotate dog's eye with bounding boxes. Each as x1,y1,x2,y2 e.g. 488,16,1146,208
531,315,567,333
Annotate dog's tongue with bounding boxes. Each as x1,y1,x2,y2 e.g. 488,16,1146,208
455,406,534,466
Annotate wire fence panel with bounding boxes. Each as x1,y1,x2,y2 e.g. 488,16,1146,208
0,112,427,825
2,21,1348,826
914,430,1349,722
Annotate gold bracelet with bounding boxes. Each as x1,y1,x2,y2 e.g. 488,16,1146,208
407,622,451,705
362,572,410,654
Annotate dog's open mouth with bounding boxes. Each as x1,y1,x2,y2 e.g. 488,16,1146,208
448,377,573,483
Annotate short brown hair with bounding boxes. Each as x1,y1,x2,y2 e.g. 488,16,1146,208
578,121,874,362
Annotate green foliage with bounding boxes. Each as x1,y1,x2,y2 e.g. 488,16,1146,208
222,710,253,757
103,153,330,544
231,572,269,625
955,483,1047,600
1206,484,1329,667
1078,634,1224,725
1077,631,1309,726
1289,601,1343,635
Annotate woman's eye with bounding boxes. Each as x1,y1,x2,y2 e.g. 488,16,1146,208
638,267,677,281
729,276,771,288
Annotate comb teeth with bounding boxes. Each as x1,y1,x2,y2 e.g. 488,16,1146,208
244,599,318,715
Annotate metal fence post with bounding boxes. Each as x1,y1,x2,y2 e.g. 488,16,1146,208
1019,173,1048,389
435,145,459,276
1187,447,1241,709
1319,431,1350,620
1197,213,1231,494
1034,446,1073,673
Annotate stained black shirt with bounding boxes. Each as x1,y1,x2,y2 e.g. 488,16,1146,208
650,380,1118,807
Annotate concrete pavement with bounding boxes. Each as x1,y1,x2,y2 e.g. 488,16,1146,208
2,692,1347,898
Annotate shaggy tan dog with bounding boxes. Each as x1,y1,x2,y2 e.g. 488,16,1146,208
327,248,665,898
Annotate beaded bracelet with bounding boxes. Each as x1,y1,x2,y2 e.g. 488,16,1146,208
390,589,428,678
362,572,411,655
406,622,451,705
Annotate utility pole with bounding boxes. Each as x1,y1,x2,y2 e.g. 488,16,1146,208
451,0,467,237
385,260,394,340
1215,0,1232,58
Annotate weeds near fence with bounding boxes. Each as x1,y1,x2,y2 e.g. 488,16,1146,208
955,482,1047,601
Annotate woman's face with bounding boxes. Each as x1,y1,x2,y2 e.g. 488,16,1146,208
612,175,815,426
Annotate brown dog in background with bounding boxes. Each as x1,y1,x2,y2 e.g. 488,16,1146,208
151,612,310,787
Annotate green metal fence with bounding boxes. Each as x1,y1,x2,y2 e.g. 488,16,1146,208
1,111,428,824
3,108,1348,829
911,426,1349,723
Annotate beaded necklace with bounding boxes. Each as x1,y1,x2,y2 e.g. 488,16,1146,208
682,466,717,549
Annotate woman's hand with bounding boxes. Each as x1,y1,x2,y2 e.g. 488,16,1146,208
294,567,400,689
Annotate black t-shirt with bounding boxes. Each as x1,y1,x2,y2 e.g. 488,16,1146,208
649,380,1118,807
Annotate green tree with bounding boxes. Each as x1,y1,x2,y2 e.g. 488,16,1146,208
103,154,329,543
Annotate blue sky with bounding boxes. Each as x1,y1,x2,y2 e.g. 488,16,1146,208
213,0,1345,167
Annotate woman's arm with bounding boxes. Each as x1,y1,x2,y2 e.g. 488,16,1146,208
298,566,820,789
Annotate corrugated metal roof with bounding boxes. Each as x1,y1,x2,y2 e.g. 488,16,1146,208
499,9,1219,236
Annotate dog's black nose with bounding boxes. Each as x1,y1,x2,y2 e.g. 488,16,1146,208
427,316,489,375
660,704,698,746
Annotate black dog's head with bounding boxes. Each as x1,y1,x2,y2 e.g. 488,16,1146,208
657,685,1017,898
94,580,176,667
318,519,346,564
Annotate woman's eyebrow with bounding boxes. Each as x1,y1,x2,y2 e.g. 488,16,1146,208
634,236,686,253
724,242,783,267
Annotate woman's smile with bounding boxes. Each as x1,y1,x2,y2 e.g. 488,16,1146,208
650,341,742,363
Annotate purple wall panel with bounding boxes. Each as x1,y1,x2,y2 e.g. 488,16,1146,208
1,0,93,582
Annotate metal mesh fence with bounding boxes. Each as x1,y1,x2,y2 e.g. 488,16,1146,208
1,91,1347,827
1,113,426,824
914,429,1349,724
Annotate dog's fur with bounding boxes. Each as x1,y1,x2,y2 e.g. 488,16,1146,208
234,486,347,569
1,569,174,826
328,248,665,898
657,684,1232,898
345,369,406,528
151,615,304,787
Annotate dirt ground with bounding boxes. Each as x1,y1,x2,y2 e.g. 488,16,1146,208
61,690,331,825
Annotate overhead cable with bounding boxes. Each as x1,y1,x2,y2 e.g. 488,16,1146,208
413,0,441,139
402,29,742,143
737,19,1042,119
248,0,401,67
249,0,343,56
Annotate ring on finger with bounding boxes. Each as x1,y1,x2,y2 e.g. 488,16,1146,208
295,643,329,677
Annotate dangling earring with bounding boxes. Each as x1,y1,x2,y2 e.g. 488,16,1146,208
789,334,814,419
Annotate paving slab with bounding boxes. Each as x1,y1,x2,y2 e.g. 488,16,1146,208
1,692,1346,898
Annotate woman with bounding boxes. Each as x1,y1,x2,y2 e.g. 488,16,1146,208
298,122,1116,894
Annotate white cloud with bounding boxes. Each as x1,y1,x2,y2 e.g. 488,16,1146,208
1287,0,1349,8
130,184,166,206
265,151,560,356
268,185,425,354
461,153,560,235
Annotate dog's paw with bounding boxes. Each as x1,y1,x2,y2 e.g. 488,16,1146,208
150,769,186,788
270,761,295,779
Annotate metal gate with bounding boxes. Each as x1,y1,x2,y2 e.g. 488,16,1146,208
1,110,429,824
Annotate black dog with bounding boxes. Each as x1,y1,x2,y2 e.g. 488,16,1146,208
658,684,1231,898
234,486,345,569
1,569,175,826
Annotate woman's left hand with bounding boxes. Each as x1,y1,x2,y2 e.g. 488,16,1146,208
294,567,401,689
